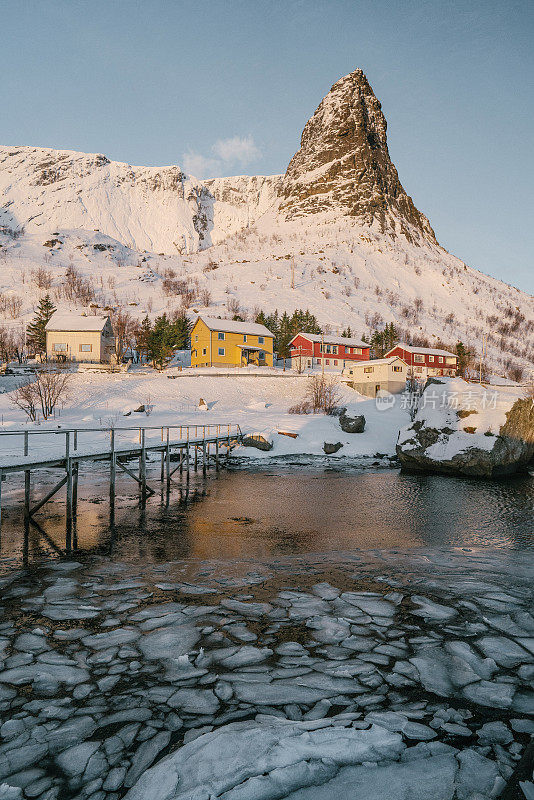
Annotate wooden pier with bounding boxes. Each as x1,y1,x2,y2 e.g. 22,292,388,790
0,423,242,537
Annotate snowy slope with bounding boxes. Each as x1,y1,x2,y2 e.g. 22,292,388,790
0,146,281,253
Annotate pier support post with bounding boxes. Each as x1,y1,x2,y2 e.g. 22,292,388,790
160,427,165,483
110,428,116,513
202,434,207,477
140,429,147,504
65,432,73,551
72,430,78,520
24,431,30,523
185,431,190,481
194,443,198,472
216,438,219,471
165,428,170,492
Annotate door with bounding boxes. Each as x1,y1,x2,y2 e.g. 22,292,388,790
375,384,381,396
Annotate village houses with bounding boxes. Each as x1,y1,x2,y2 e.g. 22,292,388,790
191,316,274,368
342,356,408,397
384,343,458,380
45,312,116,364
288,333,370,372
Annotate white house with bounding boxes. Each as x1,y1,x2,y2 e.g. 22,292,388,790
45,313,116,363
342,356,408,397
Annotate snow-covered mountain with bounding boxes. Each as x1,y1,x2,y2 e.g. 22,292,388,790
0,69,532,376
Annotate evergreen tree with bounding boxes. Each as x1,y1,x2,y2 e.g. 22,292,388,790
146,314,186,370
455,341,472,377
26,295,56,355
136,316,152,362
171,309,191,350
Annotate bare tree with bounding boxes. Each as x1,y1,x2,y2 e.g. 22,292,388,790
10,369,70,421
10,381,38,421
305,375,341,414
111,309,136,363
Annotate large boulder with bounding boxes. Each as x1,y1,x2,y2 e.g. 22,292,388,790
338,408,366,433
397,379,534,477
323,442,343,454
242,434,273,452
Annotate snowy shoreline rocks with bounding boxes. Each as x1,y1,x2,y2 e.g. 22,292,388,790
397,379,534,477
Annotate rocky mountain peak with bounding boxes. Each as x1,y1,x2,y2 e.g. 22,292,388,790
280,69,437,244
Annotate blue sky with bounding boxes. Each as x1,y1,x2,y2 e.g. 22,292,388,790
1,0,532,292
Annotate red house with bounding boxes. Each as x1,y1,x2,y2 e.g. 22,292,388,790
384,343,458,379
288,333,370,372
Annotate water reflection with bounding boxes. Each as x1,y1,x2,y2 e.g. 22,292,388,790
0,466,532,568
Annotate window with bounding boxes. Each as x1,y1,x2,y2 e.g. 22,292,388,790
79,344,92,352
364,366,374,373
325,359,330,365
438,356,444,363
218,347,225,356
195,334,199,342
243,335,247,342
393,365,402,373
334,360,338,365
218,332,225,340
258,336,264,344
428,355,434,362
53,343,67,352
202,348,207,356
325,345,331,353
332,345,338,354
413,354,425,363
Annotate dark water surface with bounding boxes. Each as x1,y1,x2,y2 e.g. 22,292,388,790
0,465,532,569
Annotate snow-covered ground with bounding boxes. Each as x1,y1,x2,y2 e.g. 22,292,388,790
0,371,409,464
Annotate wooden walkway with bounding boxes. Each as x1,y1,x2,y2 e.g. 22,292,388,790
0,423,242,534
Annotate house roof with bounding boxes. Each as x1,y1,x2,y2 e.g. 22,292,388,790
386,343,457,358
344,357,407,369
290,333,368,348
195,316,273,337
45,312,111,332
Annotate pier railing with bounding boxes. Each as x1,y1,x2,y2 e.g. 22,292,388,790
0,423,243,531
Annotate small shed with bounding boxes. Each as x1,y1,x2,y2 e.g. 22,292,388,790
342,356,408,397
45,313,116,363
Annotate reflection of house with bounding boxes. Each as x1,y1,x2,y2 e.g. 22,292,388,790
45,313,116,363
190,316,274,368
384,343,457,379
288,333,370,372
342,357,408,396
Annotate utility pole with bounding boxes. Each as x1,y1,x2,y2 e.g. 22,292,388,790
291,257,295,290
321,331,325,377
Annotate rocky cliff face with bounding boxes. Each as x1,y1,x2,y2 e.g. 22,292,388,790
279,70,437,244
0,147,280,253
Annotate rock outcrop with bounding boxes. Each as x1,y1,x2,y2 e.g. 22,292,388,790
397,380,534,477
242,434,273,452
279,70,437,244
323,441,343,454
338,409,366,434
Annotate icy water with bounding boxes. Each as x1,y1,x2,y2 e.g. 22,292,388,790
0,466,533,800
0,465,532,565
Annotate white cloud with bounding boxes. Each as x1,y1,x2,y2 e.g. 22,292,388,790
182,135,261,179
212,135,261,165
182,151,223,179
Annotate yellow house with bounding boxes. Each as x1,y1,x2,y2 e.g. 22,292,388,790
45,312,116,363
191,316,274,368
